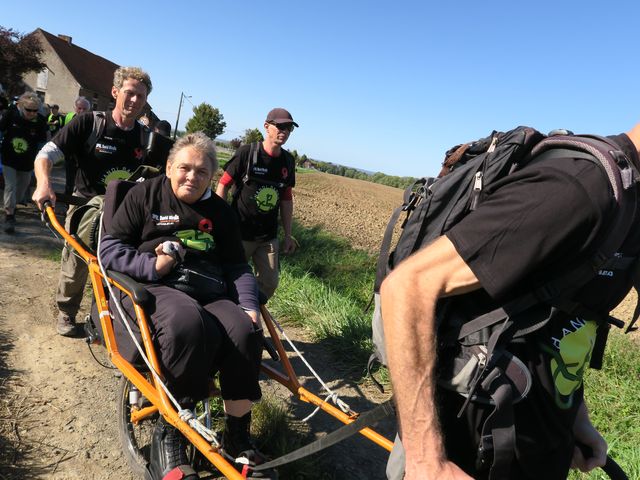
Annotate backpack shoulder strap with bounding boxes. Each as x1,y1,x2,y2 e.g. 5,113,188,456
85,111,107,154
242,142,260,184
139,122,151,161
373,178,434,292
531,135,639,262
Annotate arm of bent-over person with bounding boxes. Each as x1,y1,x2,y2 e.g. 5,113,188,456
380,235,480,480
571,400,607,472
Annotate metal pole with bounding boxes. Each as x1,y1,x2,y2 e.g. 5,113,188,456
173,92,184,139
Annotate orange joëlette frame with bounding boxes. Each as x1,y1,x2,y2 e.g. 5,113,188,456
44,205,392,479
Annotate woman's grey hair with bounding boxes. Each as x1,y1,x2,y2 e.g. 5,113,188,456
113,66,153,95
18,92,41,109
167,131,218,172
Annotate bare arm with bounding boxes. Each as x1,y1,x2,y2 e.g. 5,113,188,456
33,152,55,208
571,401,607,472
380,235,480,480
279,199,296,254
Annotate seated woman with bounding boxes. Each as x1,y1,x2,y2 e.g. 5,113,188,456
99,132,269,479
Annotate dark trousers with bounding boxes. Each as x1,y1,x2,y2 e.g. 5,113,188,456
114,285,262,402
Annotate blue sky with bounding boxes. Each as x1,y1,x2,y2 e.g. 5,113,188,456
4,1,640,177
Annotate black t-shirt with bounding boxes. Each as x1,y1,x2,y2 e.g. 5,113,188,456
224,142,295,241
53,111,146,197
109,175,247,273
443,133,640,478
0,110,48,171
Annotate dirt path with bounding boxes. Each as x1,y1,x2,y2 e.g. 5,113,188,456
0,169,398,480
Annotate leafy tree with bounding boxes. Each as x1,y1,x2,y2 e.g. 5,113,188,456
185,103,226,139
229,138,242,149
0,27,46,96
299,154,308,167
242,128,264,144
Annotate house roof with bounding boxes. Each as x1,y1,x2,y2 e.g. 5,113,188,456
36,28,119,96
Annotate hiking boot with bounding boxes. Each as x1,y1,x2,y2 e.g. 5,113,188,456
148,418,198,480
221,412,278,479
56,312,77,337
4,214,16,234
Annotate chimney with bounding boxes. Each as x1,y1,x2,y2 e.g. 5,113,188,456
57,34,72,44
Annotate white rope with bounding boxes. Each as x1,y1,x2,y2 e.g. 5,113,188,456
267,312,351,415
96,215,219,447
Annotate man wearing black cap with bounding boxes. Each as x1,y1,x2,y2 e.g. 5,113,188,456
216,107,298,300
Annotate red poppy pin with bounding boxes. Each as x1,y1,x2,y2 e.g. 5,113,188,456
199,218,213,233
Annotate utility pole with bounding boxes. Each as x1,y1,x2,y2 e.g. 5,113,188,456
173,92,191,139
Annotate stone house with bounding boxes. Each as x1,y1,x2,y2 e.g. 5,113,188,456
21,28,153,118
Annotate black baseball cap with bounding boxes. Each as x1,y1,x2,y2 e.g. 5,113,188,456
266,108,299,127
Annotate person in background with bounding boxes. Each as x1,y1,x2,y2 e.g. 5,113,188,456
0,92,49,233
215,107,299,300
32,67,152,337
0,95,9,189
47,104,62,137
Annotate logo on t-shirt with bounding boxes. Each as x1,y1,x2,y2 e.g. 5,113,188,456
152,213,180,227
254,185,279,213
176,229,215,252
11,137,29,154
96,143,117,154
102,168,134,185
542,317,596,409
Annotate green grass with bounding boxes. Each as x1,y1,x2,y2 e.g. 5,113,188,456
268,222,376,367
217,150,232,166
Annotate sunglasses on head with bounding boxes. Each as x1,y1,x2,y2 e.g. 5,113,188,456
269,122,294,132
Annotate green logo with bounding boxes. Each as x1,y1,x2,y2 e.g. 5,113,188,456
12,137,29,154
254,186,279,212
176,229,215,252
102,168,133,185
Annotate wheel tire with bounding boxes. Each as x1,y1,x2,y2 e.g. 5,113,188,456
117,376,157,478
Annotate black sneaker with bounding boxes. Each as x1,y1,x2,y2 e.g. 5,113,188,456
221,412,278,479
148,418,198,480
4,214,16,234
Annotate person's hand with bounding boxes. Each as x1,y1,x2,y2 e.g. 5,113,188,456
572,403,607,472
154,243,177,278
246,310,262,329
406,460,472,480
32,182,56,210
282,235,297,254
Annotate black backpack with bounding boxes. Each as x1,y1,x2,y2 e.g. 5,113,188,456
370,126,640,479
